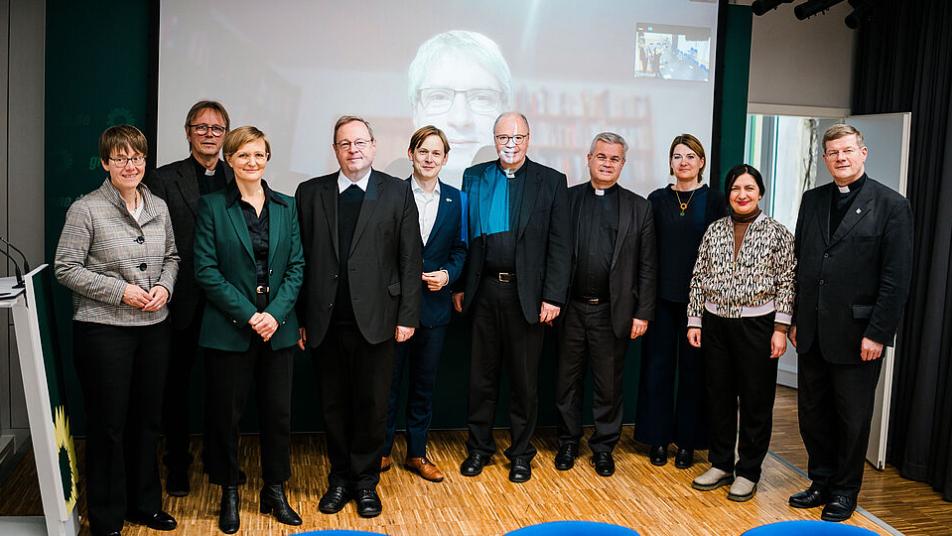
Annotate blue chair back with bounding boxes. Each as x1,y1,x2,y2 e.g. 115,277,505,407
741,520,879,535
506,521,640,535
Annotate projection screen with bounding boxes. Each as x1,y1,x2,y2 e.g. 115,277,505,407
157,0,720,195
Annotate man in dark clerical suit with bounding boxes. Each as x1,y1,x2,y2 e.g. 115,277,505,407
554,132,657,477
452,112,571,483
380,126,467,484
295,116,422,518
788,124,913,522
144,100,233,496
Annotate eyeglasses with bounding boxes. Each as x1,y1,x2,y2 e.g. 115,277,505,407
417,88,503,115
823,147,860,159
233,152,268,164
494,134,528,146
109,155,146,167
334,139,372,151
671,153,699,163
593,154,625,165
189,124,227,136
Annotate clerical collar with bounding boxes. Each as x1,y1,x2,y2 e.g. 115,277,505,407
836,173,867,194
589,182,618,197
497,159,527,180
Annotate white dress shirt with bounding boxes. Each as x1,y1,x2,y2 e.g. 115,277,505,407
411,176,441,245
337,168,371,193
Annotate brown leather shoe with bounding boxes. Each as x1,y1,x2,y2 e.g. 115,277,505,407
405,457,445,482
380,456,392,472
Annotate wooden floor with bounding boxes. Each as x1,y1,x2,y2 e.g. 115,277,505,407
1,387,949,535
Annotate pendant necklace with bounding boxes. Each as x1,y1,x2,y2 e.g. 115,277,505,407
673,187,696,217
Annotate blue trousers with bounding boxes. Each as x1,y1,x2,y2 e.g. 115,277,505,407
635,299,708,449
383,325,446,458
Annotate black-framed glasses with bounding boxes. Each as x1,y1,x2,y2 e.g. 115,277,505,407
109,155,146,167
418,88,503,115
189,124,227,136
494,134,528,146
334,139,372,151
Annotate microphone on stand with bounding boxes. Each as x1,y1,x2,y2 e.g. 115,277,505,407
0,236,31,272
0,246,24,290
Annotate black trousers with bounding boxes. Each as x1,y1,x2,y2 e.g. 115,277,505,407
204,340,293,486
73,320,169,534
161,313,202,474
466,277,544,461
635,299,708,449
555,300,629,452
315,322,394,491
798,342,882,497
703,312,779,482
384,325,446,459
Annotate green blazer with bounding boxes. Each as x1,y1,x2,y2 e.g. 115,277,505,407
194,182,304,351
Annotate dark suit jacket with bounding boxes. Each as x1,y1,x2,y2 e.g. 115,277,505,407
408,178,468,328
457,158,572,323
567,183,658,339
145,157,233,329
793,176,913,364
193,185,304,352
295,170,423,347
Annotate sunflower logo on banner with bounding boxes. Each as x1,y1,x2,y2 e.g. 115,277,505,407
53,405,79,513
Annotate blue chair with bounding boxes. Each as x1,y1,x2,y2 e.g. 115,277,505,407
294,531,387,536
506,521,640,535
741,520,879,535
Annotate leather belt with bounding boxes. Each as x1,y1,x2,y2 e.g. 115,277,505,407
574,296,608,305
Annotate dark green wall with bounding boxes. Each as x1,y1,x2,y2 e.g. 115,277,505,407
46,2,751,436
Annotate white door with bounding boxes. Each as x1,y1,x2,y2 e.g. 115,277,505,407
814,112,912,469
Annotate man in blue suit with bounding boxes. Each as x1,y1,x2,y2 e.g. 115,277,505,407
380,126,467,483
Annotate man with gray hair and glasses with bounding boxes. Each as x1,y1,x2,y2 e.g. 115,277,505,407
553,132,657,477
408,30,513,185
453,112,570,483
788,123,912,522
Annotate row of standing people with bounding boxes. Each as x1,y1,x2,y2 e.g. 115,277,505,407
54,101,912,536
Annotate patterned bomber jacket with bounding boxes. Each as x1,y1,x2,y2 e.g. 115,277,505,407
687,212,796,328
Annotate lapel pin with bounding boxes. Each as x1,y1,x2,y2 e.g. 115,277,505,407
856,208,862,214
446,198,452,203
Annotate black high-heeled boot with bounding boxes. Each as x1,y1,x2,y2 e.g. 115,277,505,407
219,485,240,534
260,482,302,526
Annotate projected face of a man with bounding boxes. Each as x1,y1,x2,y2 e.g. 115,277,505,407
413,52,504,177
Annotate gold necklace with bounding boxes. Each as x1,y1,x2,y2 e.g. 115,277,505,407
673,187,696,216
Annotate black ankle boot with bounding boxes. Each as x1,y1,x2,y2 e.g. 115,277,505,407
219,486,240,534
260,482,302,526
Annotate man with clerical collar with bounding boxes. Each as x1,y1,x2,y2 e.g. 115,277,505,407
553,132,657,477
146,100,234,497
295,116,422,518
453,112,571,483
789,124,913,522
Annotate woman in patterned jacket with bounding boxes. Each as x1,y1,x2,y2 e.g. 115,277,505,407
685,164,795,502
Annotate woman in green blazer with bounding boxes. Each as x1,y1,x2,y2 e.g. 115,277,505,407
194,126,304,534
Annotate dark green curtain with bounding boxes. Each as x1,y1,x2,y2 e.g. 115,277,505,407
852,0,952,501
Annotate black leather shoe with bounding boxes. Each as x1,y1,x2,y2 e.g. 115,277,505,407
460,452,491,476
356,488,382,518
260,482,302,526
675,448,694,469
591,451,615,477
219,486,240,534
649,444,668,466
126,510,177,531
821,494,856,522
166,468,190,497
554,443,578,471
318,485,351,514
509,457,532,483
789,485,829,509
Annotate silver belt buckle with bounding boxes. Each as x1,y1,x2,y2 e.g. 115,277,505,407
497,272,513,283
255,285,270,294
